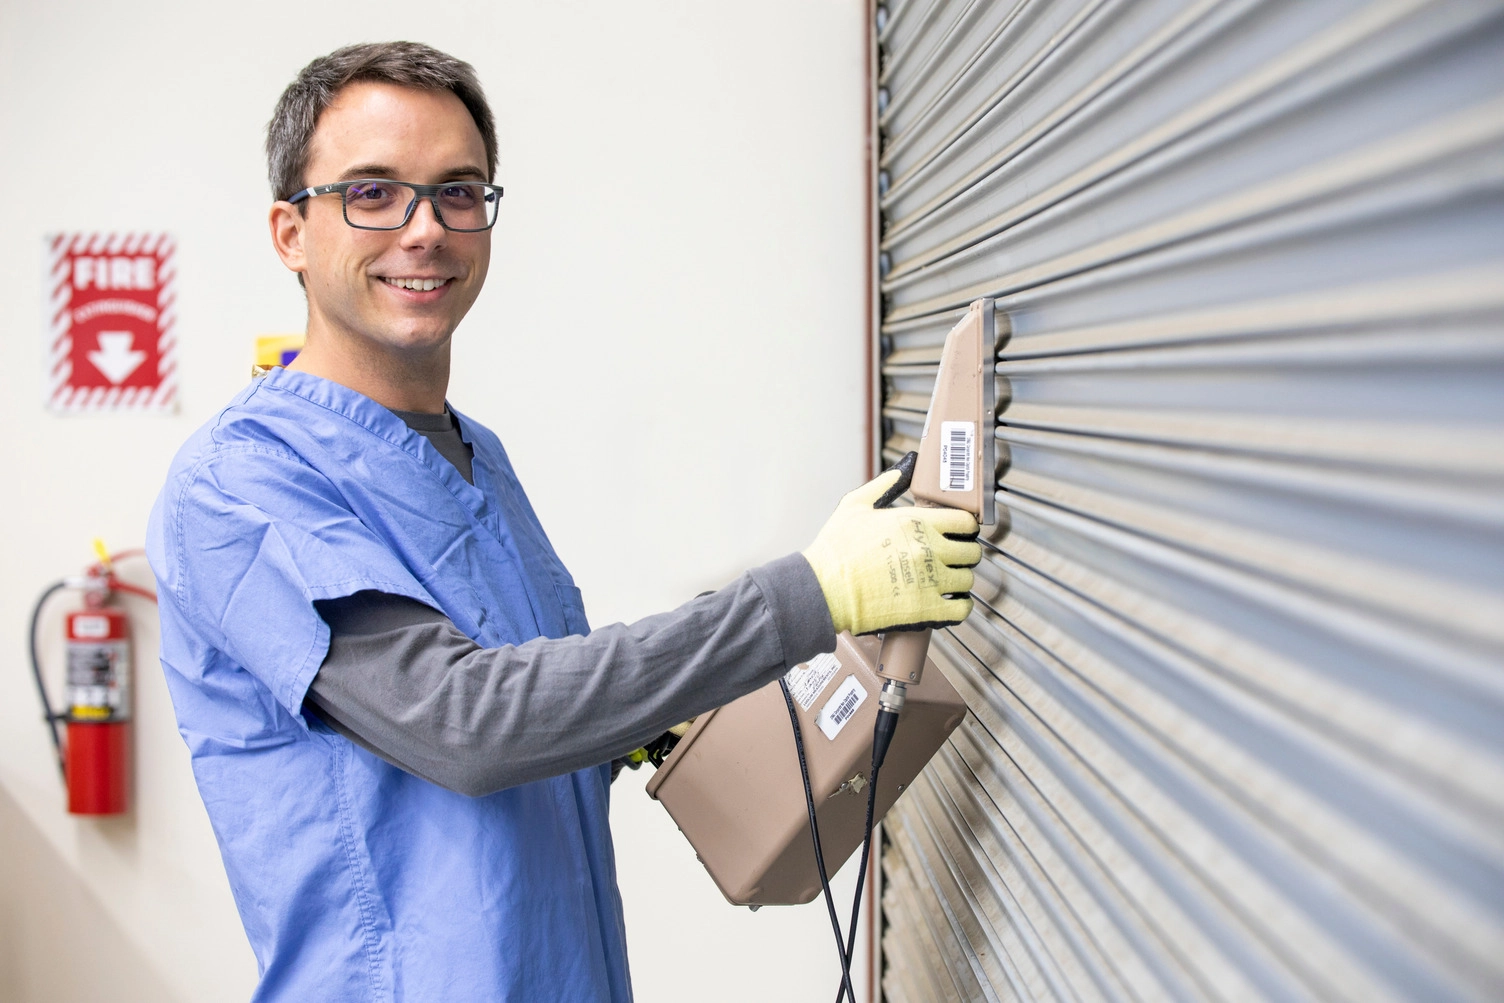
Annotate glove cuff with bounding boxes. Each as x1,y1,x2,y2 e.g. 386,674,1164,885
800,540,854,636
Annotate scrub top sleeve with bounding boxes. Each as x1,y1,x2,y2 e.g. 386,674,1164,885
168,446,434,721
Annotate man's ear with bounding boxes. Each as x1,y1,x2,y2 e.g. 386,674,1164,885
269,201,308,280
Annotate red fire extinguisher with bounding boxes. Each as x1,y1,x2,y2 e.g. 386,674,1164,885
63,602,132,814
29,542,153,816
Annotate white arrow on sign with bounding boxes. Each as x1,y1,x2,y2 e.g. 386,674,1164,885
88,331,148,385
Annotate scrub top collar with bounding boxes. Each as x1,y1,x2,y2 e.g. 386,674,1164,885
257,366,491,509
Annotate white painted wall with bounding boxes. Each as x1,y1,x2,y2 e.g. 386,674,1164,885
0,2,871,1001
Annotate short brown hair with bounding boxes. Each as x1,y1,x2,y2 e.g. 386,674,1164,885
266,41,497,202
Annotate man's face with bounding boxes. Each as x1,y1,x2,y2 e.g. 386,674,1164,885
275,81,491,359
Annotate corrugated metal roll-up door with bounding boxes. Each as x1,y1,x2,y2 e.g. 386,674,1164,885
871,1,1504,1000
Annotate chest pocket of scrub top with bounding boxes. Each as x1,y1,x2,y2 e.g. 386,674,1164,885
554,583,590,638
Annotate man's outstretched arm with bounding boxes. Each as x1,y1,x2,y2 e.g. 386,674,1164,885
306,458,980,796
307,555,831,796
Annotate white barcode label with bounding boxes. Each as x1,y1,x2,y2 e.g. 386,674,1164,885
816,675,868,741
784,652,841,711
939,421,975,492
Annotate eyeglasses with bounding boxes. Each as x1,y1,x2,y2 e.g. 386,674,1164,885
286,179,504,232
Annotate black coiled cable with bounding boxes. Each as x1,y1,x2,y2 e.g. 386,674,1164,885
779,677,859,1003
832,706,897,1003
780,678,904,1003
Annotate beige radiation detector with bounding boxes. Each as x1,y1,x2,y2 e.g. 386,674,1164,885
646,298,997,907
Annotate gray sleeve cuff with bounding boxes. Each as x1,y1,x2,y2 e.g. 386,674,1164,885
747,553,838,669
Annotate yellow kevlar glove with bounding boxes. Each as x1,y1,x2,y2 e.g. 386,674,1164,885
802,458,981,636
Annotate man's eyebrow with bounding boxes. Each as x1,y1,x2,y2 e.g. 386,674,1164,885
334,165,490,182
338,164,399,180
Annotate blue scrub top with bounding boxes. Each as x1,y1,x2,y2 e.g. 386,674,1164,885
147,368,632,1002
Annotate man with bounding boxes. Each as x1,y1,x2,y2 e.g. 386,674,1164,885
148,41,978,1002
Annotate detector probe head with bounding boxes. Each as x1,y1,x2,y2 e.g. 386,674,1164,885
910,297,996,526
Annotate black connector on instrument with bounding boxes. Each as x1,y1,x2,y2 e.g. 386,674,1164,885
871,706,899,775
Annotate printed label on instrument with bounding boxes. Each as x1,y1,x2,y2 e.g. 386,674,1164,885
939,420,975,492
816,675,868,741
784,652,841,711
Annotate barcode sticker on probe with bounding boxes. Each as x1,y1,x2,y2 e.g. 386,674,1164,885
939,421,975,492
816,675,868,741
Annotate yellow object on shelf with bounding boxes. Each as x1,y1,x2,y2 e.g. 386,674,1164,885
252,334,305,378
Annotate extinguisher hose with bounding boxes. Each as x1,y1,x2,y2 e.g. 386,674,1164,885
29,580,69,778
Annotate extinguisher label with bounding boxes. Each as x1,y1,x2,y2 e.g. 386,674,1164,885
72,614,112,639
67,639,131,721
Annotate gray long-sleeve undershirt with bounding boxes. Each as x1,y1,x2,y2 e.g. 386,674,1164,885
308,557,832,795
304,406,836,796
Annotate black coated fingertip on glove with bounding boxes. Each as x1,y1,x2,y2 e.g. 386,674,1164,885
873,451,918,509
876,620,959,634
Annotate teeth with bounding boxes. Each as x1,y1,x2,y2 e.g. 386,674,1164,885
383,277,448,291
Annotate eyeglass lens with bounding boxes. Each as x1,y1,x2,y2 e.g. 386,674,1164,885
344,181,499,231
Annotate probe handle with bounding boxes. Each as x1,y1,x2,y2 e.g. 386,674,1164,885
876,628,930,686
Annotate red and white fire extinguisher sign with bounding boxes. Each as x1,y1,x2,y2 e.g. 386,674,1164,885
64,605,131,814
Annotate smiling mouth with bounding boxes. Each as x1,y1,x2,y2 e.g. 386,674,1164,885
381,276,451,291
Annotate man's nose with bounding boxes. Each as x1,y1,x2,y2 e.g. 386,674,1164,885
401,196,447,247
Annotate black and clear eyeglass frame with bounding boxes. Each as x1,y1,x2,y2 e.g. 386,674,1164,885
285,179,504,232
